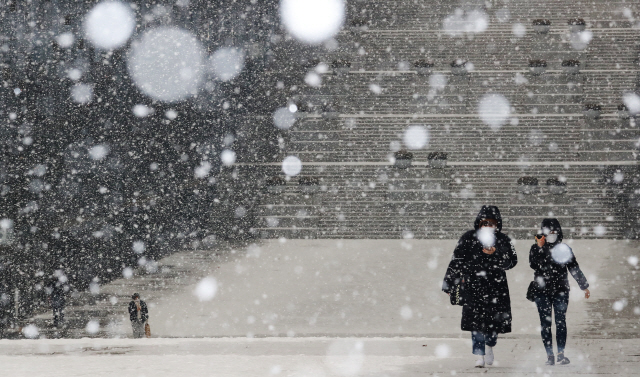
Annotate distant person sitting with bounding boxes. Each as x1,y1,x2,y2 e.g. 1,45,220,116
128,293,148,338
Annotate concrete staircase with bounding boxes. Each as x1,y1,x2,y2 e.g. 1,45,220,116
252,164,626,239
19,245,229,339
252,0,640,240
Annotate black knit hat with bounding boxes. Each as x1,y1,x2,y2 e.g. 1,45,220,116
132,293,140,299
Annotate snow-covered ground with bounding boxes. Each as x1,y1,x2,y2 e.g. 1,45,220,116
2,337,639,376
137,239,633,339
10,238,640,376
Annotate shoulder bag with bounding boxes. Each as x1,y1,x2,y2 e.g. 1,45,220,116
449,283,464,306
526,281,539,302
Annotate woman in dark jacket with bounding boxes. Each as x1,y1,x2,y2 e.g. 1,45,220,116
530,218,590,365
443,205,518,368
128,293,149,338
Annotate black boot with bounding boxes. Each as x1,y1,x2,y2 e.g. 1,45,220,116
557,353,570,365
545,355,555,365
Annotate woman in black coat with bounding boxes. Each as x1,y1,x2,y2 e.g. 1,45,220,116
443,205,518,368
529,218,590,365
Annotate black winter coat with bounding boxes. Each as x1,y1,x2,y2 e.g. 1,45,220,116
530,218,589,296
443,206,518,334
128,300,149,322
47,279,67,309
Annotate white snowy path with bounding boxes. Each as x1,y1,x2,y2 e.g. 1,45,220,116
8,239,640,376
1,337,638,376
150,239,610,338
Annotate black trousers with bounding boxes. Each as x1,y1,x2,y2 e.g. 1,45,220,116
52,307,64,327
535,291,569,356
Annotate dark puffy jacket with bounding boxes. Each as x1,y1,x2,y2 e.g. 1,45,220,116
48,280,67,309
443,205,518,334
128,300,149,322
529,218,589,295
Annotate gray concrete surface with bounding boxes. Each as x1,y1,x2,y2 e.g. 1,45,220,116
146,239,636,340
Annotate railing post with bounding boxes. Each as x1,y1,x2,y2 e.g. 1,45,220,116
14,288,19,321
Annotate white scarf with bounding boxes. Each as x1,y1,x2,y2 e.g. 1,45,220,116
134,298,142,320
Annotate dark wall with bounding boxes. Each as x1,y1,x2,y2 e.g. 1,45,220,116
0,0,284,331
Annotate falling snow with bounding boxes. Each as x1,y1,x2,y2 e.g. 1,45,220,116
0,1,639,376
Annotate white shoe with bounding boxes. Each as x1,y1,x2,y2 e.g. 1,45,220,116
485,346,494,366
475,355,485,368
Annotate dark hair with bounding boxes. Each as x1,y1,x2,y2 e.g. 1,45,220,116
132,293,140,299
479,219,497,226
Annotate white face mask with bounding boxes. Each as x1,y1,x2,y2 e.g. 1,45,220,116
477,227,496,248
546,234,558,243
